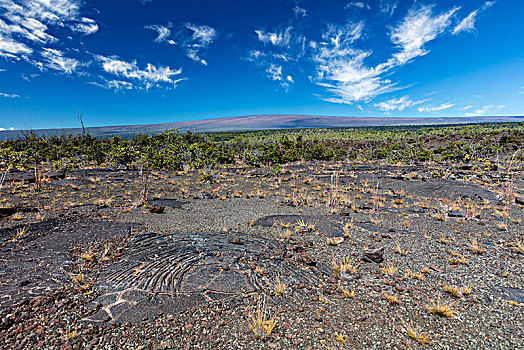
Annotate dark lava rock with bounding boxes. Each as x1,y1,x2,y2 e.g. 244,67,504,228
149,206,165,214
82,232,328,324
491,287,524,304
0,207,38,217
448,211,465,218
228,237,244,245
299,252,316,266
45,171,66,180
362,247,384,263
150,199,186,209
195,192,213,199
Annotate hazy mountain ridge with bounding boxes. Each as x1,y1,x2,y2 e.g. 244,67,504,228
1,114,523,140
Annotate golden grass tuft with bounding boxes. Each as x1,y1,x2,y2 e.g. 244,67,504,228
426,298,458,318
247,298,278,339
442,284,472,298
381,265,398,276
332,256,359,279
384,293,400,305
468,239,485,254
12,226,27,240
403,321,431,344
274,275,287,296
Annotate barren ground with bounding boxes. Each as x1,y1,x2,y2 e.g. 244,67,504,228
0,160,522,349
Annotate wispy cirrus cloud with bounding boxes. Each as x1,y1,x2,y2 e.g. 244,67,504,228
465,104,505,116
0,92,19,98
312,21,397,103
314,5,460,104
417,103,454,113
145,22,217,65
95,55,184,90
374,96,425,112
389,5,459,65
0,0,97,68
346,2,371,10
39,48,80,74
379,0,398,17
293,5,307,18
145,24,175,44
255,26,293,47
453,1,494,35
70,17,99,36
181,23,217,65
249,25,305,91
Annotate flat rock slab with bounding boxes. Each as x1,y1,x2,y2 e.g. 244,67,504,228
387,179,498,202
491,287,524,304
255,214,415,238
255,215,346,237
84,232,326,324
0,220,137,310
149,199,187,209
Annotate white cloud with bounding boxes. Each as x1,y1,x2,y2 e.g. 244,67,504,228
293,6,307,17
461,105,474,110
465,104,505,116
389,5,459,65
452,10,477,35
0,34,33,58
266,64,283,81
453,2,494,35
379,0,398,17
313,22,397,103
186,23,216,45
346,2,370,10
182,23,217,65
70,17,98,36
40,48,79,74
374,96,425,112
146,24,173,43
418,103,454,113
255,27,293,47
0,0,97,63
96,55,184,90
312,5,462,104
0,92,20,98
249,25,306,91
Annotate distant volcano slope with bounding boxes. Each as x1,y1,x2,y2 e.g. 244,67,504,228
1,114,523,140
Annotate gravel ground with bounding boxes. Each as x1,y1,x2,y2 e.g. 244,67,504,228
0,161,522,349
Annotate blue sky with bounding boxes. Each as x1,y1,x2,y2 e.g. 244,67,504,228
0,0,523,130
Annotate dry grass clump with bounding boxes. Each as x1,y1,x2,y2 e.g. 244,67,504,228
401,320,431,344
332,256,359,279
509,239,523,254
468,239,485,254
327,237,344,246
341,288,355,299
12,225,27,240
273,275,287,296
442,284,472,298
395,243,409,256
426,298,458,318
247,298,277,339
382,264,399,276
278,228,291,240
384,293,400,305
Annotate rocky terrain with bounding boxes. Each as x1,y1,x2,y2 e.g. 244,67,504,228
0,160,522,349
